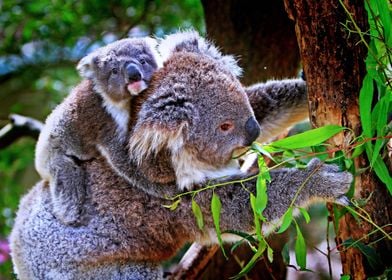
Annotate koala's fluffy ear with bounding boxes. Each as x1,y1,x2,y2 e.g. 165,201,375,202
129,86,194,164
76,53,98,79
158,30,242,77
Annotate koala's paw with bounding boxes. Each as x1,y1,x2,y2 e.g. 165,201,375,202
306,158,353,205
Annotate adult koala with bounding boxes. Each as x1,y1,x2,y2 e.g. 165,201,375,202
10,33,352,279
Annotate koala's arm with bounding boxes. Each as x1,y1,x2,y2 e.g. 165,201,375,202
193,159,352,238
97,135,136,183
48,152,87,226
35,110,88,226
246,78,308,143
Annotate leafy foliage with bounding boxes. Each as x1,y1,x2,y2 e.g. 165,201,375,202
345,0,392,192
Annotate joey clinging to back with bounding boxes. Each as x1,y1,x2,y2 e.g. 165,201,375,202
129,50,260,191
35,37,161,226
78,37,161,115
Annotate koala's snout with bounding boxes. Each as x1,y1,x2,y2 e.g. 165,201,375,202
126,64,142,82
244,117,260,146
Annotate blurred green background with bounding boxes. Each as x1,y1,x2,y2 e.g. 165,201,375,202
0,0,204,277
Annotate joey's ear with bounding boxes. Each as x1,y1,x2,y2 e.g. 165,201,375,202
76,53,98,79
129,87,194,164
158,30,242,77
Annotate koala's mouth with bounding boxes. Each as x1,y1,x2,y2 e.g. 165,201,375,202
127,80,148,96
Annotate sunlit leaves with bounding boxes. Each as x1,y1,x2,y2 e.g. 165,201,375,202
191,199,204,230
295,223,307,270
277,207,293,234
265,125,345,152
211,193,227,258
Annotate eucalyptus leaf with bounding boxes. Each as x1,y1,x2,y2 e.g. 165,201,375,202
192,199,204,230
277,207,293,234
359,74,373,138
233,240,267,279
250,194,262,241
255,175,268,215
267,125,344,150
267,246,274,263
162,198,181,211
211,193,227,258
299,207,311,224
375,0,392,46
295,223,307,270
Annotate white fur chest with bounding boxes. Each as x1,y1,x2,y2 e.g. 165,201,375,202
102,98,130,139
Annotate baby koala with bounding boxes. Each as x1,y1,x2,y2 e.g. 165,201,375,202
35,37,161,226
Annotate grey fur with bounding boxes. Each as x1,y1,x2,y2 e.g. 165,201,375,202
35,38,161,226
11,32,352,279
246,78,308,142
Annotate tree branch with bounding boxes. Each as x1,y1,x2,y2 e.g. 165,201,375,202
169,244,219,280
0,114,43,149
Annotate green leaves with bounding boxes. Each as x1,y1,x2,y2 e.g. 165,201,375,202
299,208,311,224
254,156,270,216
295,223,307,270
359,74,374,138
266,125,345,152
360,0,392,192
162,198,181,211
234,240,267,279
374,0,392,46
250,194,262,242
211,193,227,258
277,207,293,234
191,199,204,230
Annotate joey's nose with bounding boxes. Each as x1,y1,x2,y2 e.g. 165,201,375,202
126,64,142,82
244,117,260,146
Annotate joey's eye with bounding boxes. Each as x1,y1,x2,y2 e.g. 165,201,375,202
111,68,118,75
219,122,234,132
139,58,146,65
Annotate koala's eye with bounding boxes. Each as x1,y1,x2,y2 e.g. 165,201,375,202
139,58,146,65
111,68,118,75
219,122,234,132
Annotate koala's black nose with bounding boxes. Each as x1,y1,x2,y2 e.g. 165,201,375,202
126,64,142,82
244,117,260,146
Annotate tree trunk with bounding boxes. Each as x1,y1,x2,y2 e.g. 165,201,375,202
284,0,392,278
201,0,300,84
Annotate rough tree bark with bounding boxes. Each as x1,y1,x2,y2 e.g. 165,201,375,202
285,0,392,279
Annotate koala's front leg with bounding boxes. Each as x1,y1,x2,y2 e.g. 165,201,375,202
97,136,135,183
194,159,352,239
263,159,352,222
246,79,308,142
49,153,87,226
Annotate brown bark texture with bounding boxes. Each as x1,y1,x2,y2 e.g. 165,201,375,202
284,0,392,279
201,0,300,85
